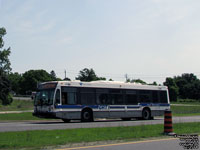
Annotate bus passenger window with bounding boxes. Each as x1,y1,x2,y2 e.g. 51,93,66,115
62,92,77,105
68,93,77,105
62,92,68,105
139,90,151,103
152,91,159,103
160,91,168,103
96,94,109,105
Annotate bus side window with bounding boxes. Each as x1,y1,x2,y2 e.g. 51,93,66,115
152,91,159,103
160,91,168,103
55,89,61,105
62,92,68,105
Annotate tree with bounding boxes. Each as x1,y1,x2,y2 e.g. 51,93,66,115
131,79,147,84
0,28,11,73
163,77,179,102
64,77,71,81
76,68,106,82
50,70,57,80
7,72,23,95
174,73,200,100
149,81,158,86
0,27,12,105
0,71,13,105
20,69,58,95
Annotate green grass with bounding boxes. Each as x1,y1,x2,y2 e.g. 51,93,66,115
171,99,200,105
0,122,199,150
0,100,34,111
171,105,200,116
0,112,51,121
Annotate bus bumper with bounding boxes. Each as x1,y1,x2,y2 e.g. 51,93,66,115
32,112,57,119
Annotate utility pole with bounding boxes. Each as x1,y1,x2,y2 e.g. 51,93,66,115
64,70,66,79
125,74,128,82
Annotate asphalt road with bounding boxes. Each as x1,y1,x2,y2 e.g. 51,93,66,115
56,137,199,150
0,116,200,132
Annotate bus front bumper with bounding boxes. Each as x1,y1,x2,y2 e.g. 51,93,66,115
32,111,57,119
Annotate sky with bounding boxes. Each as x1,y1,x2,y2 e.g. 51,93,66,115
1,0,200,84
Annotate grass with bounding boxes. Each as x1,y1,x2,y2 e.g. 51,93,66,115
171,99,200,105
0,100,34,111
0,112,47,121
171,105,200,116
0,122,199,150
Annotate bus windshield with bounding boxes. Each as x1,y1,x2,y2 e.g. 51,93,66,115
34,89,55,106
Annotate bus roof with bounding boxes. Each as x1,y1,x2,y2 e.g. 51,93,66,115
41,80,168,91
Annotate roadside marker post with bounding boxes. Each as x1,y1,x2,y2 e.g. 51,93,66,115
164,110,175,136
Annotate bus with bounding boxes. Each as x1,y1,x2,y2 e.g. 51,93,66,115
33,80,170,122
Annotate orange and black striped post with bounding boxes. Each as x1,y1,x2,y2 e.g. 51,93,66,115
164,110,174,135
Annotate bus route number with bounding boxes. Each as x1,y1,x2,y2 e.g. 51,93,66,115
98,105,108,110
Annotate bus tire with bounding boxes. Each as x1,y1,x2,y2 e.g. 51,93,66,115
81,109,93,122
62,119,71,123
142,108,151,120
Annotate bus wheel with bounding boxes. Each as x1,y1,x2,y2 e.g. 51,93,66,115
62,119,71,123
81,109,93,122
142,108,151,120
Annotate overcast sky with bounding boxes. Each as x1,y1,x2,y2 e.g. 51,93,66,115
1,0,200,84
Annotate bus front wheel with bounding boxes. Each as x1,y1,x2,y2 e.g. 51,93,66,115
142,108,151,120
81,109,93,122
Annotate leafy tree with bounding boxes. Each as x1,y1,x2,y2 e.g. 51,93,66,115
149,81,158,86
174,73,200,100
163,77,179,102
76,68,106,82
0,28,11,73
64,77,71,81
0,71,13,105
7,72,22,95
0,27,12,105
50,70,57,80
20,69,58,95
131,79,147,84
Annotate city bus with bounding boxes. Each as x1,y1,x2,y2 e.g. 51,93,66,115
33,80,170,122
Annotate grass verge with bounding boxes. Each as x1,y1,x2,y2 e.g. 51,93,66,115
171,99,200,105
171,105,200,115
0,122,200,150
0,112,50,121
0,100,33,111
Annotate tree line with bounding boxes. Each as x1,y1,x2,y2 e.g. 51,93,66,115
1,27,200,105
8,68,200,102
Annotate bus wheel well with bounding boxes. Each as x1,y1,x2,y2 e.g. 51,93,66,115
142,107,151,120
81,107,94,122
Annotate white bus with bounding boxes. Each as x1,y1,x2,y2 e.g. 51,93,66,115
33,80,170,122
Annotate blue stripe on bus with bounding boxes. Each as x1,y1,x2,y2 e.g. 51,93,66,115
127,106,140,109
140,103,170,107
55,105,99,109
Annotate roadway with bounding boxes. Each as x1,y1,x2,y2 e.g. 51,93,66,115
0,116,200,132
56,138,186,150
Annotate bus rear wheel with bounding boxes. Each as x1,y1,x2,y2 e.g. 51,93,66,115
142,108,151,120
81,109,93,122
